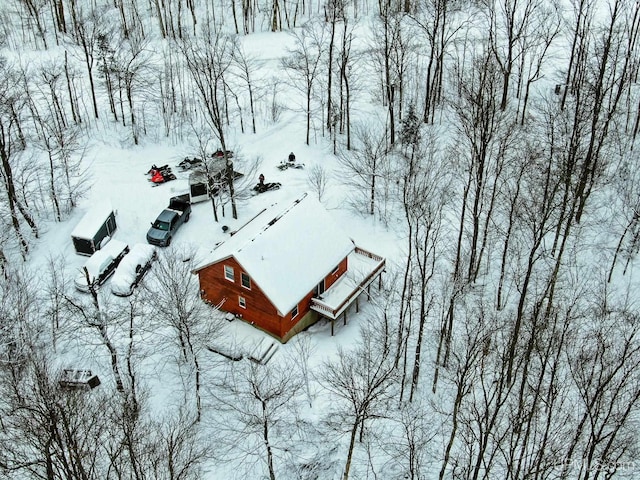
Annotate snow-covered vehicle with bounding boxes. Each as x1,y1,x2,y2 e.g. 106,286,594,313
75,239,130,292
111,244,157,296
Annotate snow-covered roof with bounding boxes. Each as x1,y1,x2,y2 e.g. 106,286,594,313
194,194,355,315
71,202,114,239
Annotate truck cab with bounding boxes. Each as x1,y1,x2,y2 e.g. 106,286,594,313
146,195,191,247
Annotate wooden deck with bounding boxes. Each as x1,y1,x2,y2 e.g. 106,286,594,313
310,247,385,321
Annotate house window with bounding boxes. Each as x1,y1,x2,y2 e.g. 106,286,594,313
224,265,234,281
291,305,298,319
239,296,246,308
314,279,325,296
332,263,340,274
241,272,251,289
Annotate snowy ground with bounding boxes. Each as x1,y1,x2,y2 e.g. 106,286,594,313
20,29,405,478
7,2,640,478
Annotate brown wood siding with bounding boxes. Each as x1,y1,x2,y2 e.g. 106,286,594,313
324,256,348,289
197,255,350,340
280,256,349,338
197,257,284,338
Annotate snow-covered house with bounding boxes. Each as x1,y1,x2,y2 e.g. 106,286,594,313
193,193,386,342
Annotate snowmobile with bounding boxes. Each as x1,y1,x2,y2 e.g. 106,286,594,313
277,159,305,171
177,157,203,171
146,164,170,175
212,149,234,159
252,182,281,194
149,166,176,184
150,170,176,184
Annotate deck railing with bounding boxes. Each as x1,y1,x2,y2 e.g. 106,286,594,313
310,252,385,319
354,246,384,262
310,301,334,315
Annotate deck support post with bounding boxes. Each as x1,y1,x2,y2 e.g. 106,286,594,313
356,297,359,312
331,319,334,336
344,309,347,326
378,273,382,290
367,284,371,300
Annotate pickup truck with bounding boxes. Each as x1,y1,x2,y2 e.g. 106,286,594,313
146,194,191,247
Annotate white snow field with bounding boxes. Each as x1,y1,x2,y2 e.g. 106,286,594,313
2,1,640,479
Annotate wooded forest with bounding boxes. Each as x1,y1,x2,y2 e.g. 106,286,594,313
1,0,640,479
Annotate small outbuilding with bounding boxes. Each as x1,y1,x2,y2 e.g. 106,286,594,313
71,202,117,256
193,193,385,342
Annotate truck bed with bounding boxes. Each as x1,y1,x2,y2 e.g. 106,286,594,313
168,194,191,213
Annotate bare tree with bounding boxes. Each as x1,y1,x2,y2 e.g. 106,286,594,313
561,291,640,479
411,0,465,123
15,0,49,49
144,249,219,422
325,0,345,134
97,26,151,144
337,15,357,149
306,163,329,202
607,155,640,282
514,1,562,124
287,332,317,407
397,127,449,402
179,22,239,219
146,408,213,479
282,19,327,145
486,0,539,111
320,311,398,480
0,59,39,257
62,286,126,394
23,61,88,218
337,119,390,216
433,50,515,382
231,42,262,134
370,2,414,144
381,399,436,480
434,301,511,480
209,359,303,480
68,0,101,120
544,0,640,282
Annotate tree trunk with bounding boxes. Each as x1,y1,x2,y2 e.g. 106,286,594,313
326,7,336,132
342,419,359,480
0,125,29,255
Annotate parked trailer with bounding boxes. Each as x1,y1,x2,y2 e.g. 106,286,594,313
189,171,209,203
188,167,245,204
71,202,117,256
